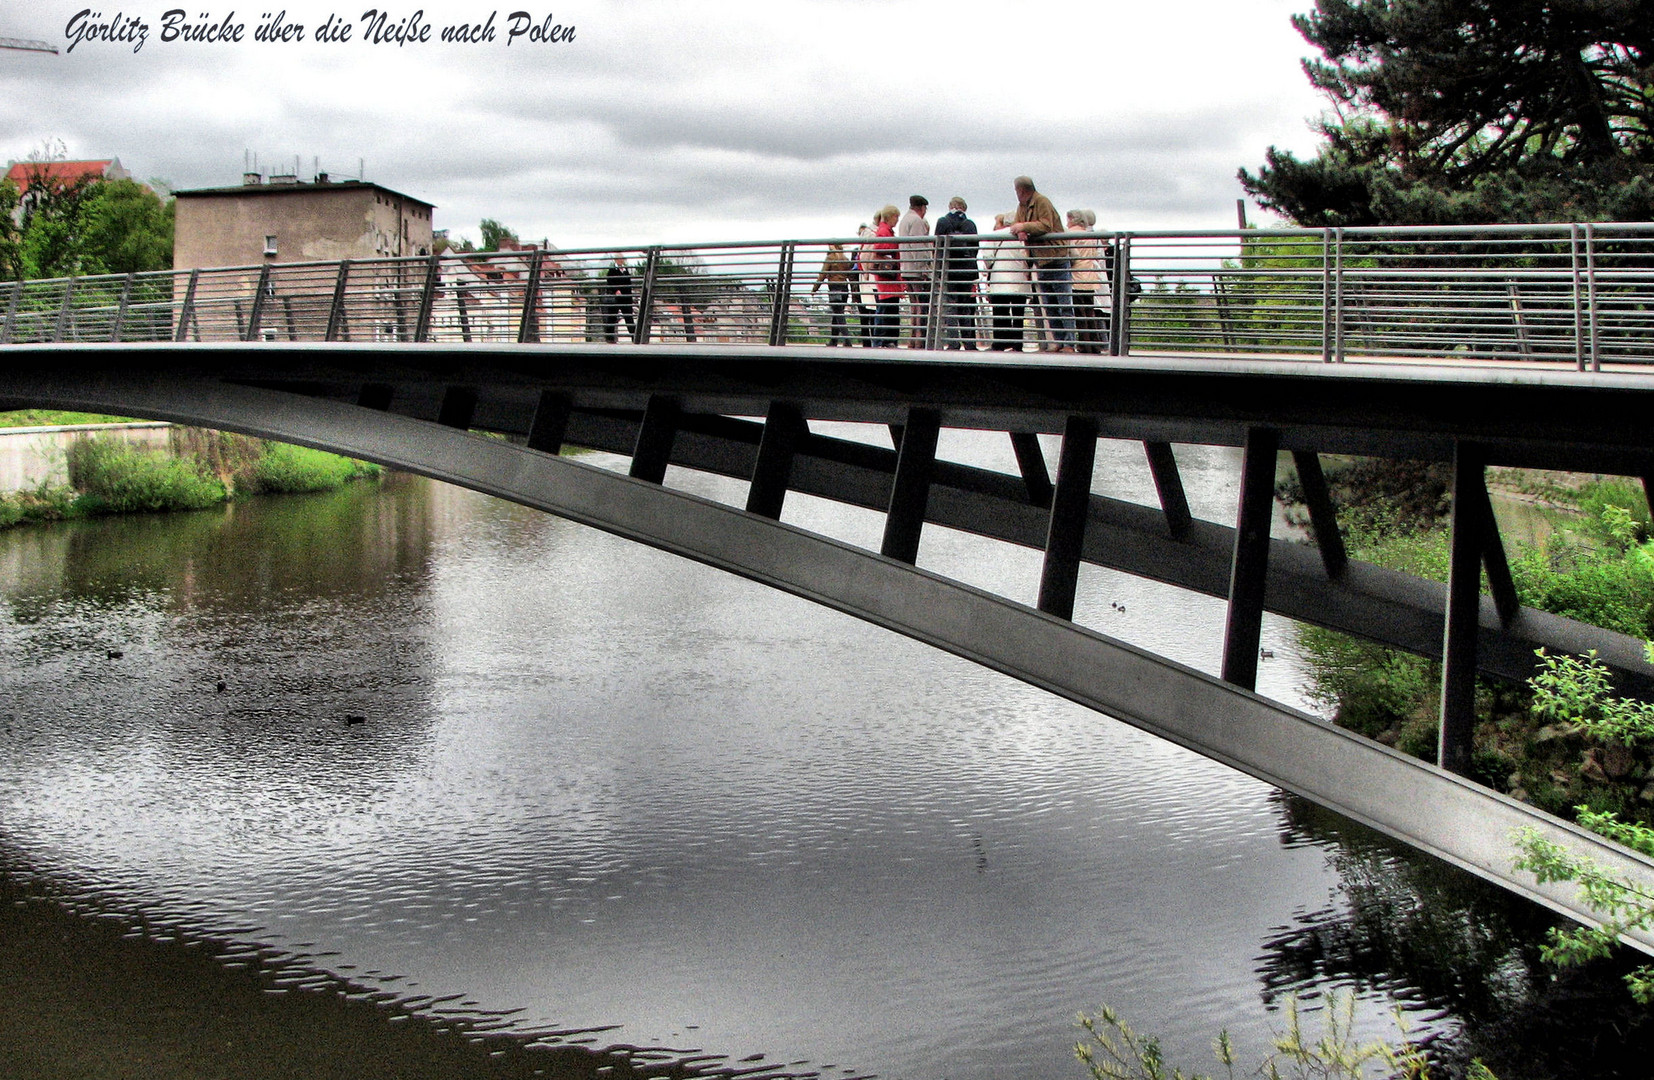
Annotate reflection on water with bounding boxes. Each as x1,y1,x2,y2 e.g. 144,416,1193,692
0,439,1636,1079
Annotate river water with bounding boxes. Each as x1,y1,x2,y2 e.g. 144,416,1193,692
0,428,1602,1077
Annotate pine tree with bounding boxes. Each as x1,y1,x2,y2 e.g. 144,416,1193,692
1241,0,1654,225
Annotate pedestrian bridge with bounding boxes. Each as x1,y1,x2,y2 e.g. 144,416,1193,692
4,222,1654,945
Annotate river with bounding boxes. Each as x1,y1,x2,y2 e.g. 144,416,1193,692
0,428,1626,1078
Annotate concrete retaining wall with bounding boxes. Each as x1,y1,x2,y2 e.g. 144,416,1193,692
0,423,174,493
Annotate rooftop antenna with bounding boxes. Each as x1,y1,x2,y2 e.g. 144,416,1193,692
359,158,365,182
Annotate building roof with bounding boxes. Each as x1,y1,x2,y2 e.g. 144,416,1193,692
175,178,435,208
3,158,125,190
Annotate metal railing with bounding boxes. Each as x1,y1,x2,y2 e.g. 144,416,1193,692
6,223,1654,370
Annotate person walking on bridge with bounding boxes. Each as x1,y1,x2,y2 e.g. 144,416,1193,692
599,253,637,344
1008,176,1075,353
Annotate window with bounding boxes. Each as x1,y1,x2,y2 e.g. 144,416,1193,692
263,234,278,256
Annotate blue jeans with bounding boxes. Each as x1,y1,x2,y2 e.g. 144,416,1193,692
1033,260,1076,346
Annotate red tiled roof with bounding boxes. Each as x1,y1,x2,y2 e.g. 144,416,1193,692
3,159,115,190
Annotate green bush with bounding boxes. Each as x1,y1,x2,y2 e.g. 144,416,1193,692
238,442,380,495
67,436,226,515
1511,534,1654,639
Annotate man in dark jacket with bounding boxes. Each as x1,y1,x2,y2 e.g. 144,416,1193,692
933,196,980,350
599,254,637,343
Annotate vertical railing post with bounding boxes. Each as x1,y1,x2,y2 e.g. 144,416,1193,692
517,248,544,343
454,286,473,342
325,260,351,342
768,242,796,346
1569,223,1586,372
1320,228,1333,362
109,273,135,342
244,264,271,341
635,247,660,345
414,253,441,343
1507,280,1531,358
1,280,20,344
1585,222,1600,372
1111,234,1133,356
1332,227,1345,362
51,278,76,343
924,235,947,350
173,268,199,342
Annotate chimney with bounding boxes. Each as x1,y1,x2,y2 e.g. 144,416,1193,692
243,172,262,186
270,173,298,185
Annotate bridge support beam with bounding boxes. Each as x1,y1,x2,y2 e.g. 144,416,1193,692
1292,451,1347,579
1440,442,1487,776
526,391,571,455
881,407,940,564
747,401,807,520
1222,427,1279,690
630,396,679,484
1479,482,1520,627
1009,432,1052,508
1039,417,1099,620
1143,441,1192,541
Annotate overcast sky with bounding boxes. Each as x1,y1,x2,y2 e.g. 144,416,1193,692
2,0,1329,249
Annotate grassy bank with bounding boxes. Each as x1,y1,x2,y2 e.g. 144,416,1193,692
0,410,137,428
0,429,380,529
1280,460,1654,824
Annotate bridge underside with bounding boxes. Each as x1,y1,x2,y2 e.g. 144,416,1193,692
3,350,1654,945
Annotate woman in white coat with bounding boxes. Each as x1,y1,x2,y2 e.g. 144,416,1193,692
979,213,1032,352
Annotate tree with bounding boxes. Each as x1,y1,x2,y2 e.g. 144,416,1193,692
10,149,173,279
1241,1,1654,225
477,218,518,251
78,179,174,275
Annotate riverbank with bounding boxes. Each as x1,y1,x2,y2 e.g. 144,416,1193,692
1279,457,1654,823
0,419,381,529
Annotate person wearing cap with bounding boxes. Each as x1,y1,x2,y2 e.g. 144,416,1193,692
933,196,980,350
897,194,931,346
1008,175,1076,353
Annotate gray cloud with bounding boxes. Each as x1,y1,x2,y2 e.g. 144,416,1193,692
2,0,1325,247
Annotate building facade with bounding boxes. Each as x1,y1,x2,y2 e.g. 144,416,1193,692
172,176,435,270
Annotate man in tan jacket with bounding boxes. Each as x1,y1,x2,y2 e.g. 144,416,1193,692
1008,175,1076,352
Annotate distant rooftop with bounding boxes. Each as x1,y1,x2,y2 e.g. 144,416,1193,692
175,175,434,208
4,158,129,190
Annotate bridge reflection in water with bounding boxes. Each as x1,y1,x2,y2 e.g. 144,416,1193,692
4,222,1654,946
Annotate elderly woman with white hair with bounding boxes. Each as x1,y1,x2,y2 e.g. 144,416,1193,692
1067,208,1106,354
979,211,1032,351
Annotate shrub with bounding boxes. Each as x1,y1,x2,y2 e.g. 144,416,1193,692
238,442,380,495
67,435,226,515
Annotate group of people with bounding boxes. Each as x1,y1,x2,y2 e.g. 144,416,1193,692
813,176,1113,353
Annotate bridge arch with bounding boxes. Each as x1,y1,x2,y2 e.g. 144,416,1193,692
4,367,1652,945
